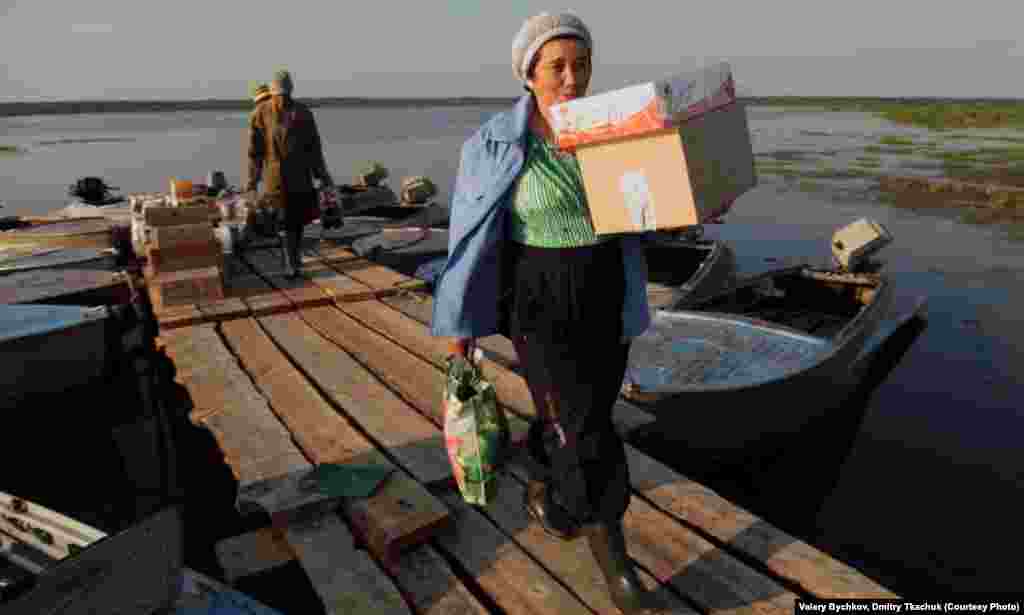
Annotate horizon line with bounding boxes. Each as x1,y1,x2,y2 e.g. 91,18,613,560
2,95,1022,118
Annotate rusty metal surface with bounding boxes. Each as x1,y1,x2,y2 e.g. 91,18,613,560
0,268,126,304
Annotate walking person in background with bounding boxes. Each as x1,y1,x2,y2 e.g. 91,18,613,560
244,69,335,278
430,12,659,614
250,82,272,108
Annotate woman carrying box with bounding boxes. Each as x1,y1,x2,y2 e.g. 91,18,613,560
431,12,658,614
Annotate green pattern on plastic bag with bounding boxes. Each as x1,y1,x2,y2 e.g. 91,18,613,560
443,355,510,506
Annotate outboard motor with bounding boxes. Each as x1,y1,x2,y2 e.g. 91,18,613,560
68,176,122,205
831,218,893,273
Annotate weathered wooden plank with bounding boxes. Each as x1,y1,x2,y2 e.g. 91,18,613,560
256,309,453,486
242,247,334,309
309,266,898,599
283,511,414,615
317,246,412,289
485,469,696,615
621,494,796,615
156,304,205,330
432,489,594,615
302,249,655,434
304,261,382,302
219,317,383,464
219,317,451,567
298,304,530,446
624,448,897,599
287,304,794,613
239,245,288,276
391,544,491,615
227,269,297,316
336,296,653,435
222,485,490,615
499,462,794,615
197,297,250,323
160,323,310,490
382,292,522,372
224,272,281,300
215,526,295,583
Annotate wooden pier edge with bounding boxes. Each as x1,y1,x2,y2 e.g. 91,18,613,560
156,241,899,613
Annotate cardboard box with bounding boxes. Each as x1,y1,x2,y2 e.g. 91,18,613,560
550,62,736,150
149,266,224,311
144,205,212,227
151,223,215,249
146,240,223,274
575,102,756,233
550,62,755,233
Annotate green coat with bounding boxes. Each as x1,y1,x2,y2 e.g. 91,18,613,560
245,99,332,200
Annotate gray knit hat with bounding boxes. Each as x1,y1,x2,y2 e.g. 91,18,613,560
512,12,592,83
270,69,294,95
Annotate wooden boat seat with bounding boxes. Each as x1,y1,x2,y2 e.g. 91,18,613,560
627,311,831,390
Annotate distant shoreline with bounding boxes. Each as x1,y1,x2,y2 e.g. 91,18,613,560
0,97,518,118
2,96,1023,119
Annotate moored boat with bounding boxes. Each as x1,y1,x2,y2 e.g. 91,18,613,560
621,261,908,462
0,495,281,613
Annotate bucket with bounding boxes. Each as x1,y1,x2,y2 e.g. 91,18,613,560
169,178,194,205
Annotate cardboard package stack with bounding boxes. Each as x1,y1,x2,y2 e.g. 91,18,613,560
140,190,225,312
549,62,757,234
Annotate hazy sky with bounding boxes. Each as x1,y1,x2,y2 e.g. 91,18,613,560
2,1,1023,101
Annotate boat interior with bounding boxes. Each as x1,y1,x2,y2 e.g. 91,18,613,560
645,238,718,287
687,267,880,340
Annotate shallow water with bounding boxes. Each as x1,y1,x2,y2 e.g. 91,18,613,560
2,104,1023,592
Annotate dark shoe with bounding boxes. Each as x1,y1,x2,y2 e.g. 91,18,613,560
585,521,660,614
523,481,581,541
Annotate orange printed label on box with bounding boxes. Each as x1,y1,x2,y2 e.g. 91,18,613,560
550,62,737,150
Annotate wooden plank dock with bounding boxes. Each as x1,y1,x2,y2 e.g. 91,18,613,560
154,240,897,615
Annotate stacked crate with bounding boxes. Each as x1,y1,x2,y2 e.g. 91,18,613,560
142,205,225,312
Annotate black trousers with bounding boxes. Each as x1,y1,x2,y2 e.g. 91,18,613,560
280,192,315,273
502,239,632,525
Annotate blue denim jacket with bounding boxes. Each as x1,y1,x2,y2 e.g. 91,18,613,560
430,94,652,339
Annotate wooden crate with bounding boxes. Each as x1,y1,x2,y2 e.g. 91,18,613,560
146,240,223,274
151,223,215,249
149,266,224,311
144,206,212,227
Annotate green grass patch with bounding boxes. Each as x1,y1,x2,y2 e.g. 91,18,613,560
927,146,1024,165
798,180,824,192
854,159,882,169
806,167,878,180
0,145,20,155
864,144,916,156
979,135,1024,145
747,98,1024,131
1006,223,1024,242
879,135,916,146
961,208,985,224
877,102,1024,131
756,165,800,178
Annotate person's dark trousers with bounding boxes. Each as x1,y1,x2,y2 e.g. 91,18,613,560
280,192,315,276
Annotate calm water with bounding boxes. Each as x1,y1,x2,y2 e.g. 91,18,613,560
2,105,1023,592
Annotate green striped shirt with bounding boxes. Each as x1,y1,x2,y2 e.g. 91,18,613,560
507,132,607,247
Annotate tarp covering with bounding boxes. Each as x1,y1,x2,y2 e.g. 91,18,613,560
0,303,109,344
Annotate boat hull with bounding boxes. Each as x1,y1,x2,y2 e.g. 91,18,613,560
0,305,112,409
623,270,894,463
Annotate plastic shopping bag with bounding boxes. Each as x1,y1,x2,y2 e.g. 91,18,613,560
442,349,510,506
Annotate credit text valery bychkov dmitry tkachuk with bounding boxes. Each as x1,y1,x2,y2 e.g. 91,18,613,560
796,601,1022,614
